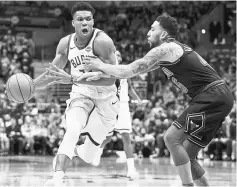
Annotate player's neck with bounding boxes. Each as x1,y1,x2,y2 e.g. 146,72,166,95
75,32,93,48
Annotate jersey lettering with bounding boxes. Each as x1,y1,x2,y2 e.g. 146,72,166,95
171,77,188,93
70,55,88,68
162,67,188,93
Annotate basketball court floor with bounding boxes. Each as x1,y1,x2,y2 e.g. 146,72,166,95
0,156,236,187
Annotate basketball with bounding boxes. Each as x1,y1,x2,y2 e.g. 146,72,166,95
5,73,35,103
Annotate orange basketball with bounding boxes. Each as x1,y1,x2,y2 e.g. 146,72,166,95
6,73,35,103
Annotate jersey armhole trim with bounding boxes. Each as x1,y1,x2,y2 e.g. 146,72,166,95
92,30,103,56
67,34,72,59
159,59,181,66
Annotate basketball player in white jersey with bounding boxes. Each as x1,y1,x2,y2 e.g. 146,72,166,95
33,2,119,186
47,51,141,180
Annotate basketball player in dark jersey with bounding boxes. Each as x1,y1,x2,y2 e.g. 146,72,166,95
77,15,234,186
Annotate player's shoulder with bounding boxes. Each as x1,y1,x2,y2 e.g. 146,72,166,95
160,41,183,52
160,41,184,58
93,29,116,57
57,35,71,49
94,30,114,49
59,34,71,46
56,34,72,54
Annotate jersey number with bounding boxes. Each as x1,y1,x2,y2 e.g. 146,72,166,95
162,67,188,93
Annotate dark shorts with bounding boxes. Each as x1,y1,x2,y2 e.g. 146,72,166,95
172,81,234,148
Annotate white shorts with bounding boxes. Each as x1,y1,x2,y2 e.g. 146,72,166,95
65,93,119,145
114,102,132,134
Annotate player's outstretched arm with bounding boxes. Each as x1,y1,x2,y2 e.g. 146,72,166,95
84,42,183,79
33,36,69,90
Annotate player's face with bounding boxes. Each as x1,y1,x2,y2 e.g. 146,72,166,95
147,21,168,47
115,51,122,64
72,11,94,38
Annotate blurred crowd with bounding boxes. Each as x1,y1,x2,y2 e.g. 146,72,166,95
0,97,64,156
0,1,236,162
0,29,34,89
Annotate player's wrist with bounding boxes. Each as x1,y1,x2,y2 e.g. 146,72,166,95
99,63,107,71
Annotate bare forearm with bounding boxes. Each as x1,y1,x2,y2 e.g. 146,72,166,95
99,63,135,79
99,57,158,79
74,77,116,86
139,63,160,74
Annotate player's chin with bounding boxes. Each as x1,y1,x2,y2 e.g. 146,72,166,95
147,40,152,48
80,33,88,37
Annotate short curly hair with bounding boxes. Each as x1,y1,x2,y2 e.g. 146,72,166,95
71,2,95,17
156,15,179,38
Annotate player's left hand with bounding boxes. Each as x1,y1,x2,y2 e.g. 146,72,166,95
46,63,73,86
83,56,104,71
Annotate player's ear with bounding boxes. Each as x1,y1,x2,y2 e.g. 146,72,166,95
160,31,168,40
72,20,75,28
92,19,94,26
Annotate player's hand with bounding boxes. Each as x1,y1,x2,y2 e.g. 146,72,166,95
76,71,110,81
76,71,101,81
46,63,73,86
83,56,104,71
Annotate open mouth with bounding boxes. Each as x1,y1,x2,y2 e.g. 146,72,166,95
82,28,89,34
147,40,152,46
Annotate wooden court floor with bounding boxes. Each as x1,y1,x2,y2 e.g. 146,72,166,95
0,156,236,187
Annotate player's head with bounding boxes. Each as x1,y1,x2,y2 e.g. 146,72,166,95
147,15,179,47
115,50,122,64
71,2,95,38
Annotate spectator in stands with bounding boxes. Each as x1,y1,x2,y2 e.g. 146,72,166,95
134,127,155,158
5,116,25,155
51,127,66,155
33,116,48,155
209,21,222,45
224,112,236,161
155,118,170,157
21,115,35,155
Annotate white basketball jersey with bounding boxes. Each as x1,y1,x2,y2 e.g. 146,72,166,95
67,29,117,99
119,79,129,102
